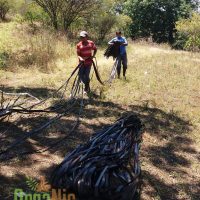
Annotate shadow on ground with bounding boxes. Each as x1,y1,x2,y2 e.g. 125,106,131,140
0,91,199,200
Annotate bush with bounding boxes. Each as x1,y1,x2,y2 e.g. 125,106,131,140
0,0,10,21
175,12,200,51
13,13,24,23
172,32,188,50
23,3,50,26
87,13,117,43
0,51,9,68
115,14,132,37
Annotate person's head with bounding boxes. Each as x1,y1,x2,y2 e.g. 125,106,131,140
80,31,88,42
116,31,122,37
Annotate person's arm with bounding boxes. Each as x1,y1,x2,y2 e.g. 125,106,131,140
108,38,115,45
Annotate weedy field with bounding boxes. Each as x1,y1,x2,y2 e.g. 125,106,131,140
0,22,200,200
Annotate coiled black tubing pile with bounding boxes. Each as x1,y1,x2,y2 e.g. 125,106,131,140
51,115,144,200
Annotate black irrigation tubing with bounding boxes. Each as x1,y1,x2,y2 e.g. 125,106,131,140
103,43,122,84
0,62,83,119
0,84,85,161
38,88,84,154
90,57,97,81
1,57,144,199
0,60,99,159
0,94,78,117
26,62,83,110
0,89,41,102
0,101,74,156
0,57,104,120
14,59,102,113
0,118,78,161
92,60,104,85
0,74,84,159
51,114,144,200
0,101,80,160
0,57,117,158
35,84,84,155
0,56,128,161
107,58,119,84
0,90,39,116
104,42,121,60
0,108,54,118
70,74,81,98
0,94,27,118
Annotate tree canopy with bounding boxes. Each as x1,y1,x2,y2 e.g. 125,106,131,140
125,0,199,43
33,0,97,30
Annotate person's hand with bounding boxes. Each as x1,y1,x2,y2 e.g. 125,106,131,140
79,57,85,62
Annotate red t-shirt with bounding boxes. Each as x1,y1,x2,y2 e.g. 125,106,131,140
77,40,97,65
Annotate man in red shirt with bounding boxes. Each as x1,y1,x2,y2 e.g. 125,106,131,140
77,31,97,93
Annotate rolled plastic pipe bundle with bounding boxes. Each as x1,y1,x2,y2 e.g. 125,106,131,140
51,115,144,200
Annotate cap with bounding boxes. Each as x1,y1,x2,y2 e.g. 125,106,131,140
80,31,88,37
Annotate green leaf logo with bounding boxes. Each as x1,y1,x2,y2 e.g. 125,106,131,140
25,177,38,192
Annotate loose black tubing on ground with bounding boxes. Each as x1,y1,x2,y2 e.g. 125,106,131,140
0,67,84,158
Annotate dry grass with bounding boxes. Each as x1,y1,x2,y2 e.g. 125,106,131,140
0,22,200,200
0,22,76,72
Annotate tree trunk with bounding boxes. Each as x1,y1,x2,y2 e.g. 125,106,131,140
63,18,71,32
168,25,175,44
51,14,58,30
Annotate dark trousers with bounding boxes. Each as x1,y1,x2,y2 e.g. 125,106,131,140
117,53,127,77
78,65,91,92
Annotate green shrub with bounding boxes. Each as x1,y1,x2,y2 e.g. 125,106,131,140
0,0,10,21
175,12,200,51
13,13,24,23
22,2,50,26
0,51,9,68
87,13,117,43
172,32,188,50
